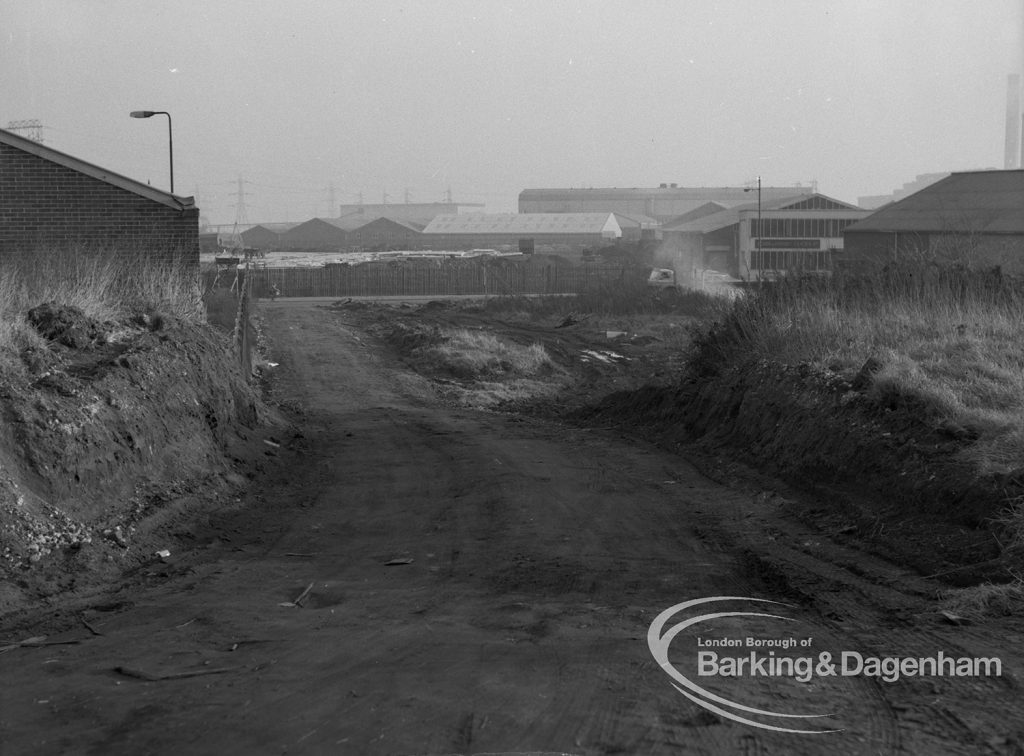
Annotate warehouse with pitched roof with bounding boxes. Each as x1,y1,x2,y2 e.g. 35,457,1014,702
278,217,357,250
842,170,1024,271
240,223,299,249
345,217,425,251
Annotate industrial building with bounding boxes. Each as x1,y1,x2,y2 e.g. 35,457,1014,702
0,126,199,259
519,185,812,224
336,201,483,226
278,217,355,250
612,213,661,243
422,213,622,257
843,170,1024,271
658,193,870,283
240,223,299,248
344,217,425,251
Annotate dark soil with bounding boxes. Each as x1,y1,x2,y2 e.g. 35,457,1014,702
334,299,1020,587
574,359,1018,585
0,305,276,617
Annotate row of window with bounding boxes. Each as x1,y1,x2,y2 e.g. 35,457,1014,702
750,249,833,271
751,217,857,239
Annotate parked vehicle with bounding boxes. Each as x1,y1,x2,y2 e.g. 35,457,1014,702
647,268,680,291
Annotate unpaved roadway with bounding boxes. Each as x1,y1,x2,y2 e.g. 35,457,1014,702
0,303,1020,755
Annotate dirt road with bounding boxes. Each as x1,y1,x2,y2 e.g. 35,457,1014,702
0,303,1020,755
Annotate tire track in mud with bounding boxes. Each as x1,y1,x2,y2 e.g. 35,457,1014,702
711,507,1018,755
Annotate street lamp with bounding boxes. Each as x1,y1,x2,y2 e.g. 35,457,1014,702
130,110,173,194
744,176,762,275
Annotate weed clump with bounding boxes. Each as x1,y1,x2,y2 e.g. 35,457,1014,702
0,245,201,368
429,329,554,380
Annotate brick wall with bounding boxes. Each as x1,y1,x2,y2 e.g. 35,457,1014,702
0,141,198,261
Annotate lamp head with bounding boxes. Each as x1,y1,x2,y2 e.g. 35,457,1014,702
130,110,156,118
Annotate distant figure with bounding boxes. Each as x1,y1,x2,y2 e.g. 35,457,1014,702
269,283,281,301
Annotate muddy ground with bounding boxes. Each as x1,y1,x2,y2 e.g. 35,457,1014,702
1,299,1022,755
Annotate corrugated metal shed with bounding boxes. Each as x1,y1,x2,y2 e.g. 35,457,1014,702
423,213,621,237
845,170,1024,235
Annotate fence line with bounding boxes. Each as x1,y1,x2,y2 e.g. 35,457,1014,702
231,264,254,374
241,261,638,299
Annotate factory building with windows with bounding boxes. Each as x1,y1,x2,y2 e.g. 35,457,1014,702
657,193,871,284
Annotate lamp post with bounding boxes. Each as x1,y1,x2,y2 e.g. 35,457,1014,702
130,110,173,194
744,176,762,275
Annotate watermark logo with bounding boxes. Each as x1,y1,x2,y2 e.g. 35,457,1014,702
648,596,839,734
648,596,1004,734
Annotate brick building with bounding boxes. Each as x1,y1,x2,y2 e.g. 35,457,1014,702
0,127,199,260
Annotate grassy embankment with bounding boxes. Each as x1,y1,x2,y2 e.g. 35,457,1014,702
695,266,1024,478
690,265,1024,617
0,246,202,363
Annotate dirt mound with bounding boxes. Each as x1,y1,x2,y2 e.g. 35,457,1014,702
0,314,270,616
577,360,1018,584
26,302,107,349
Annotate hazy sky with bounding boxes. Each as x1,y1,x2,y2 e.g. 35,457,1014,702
3,1,1023,224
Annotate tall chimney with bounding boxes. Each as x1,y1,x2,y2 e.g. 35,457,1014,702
1006,74,1022,169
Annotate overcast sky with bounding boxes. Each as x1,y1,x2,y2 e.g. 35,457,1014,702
3,1,1023,225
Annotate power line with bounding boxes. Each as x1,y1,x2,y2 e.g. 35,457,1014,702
6,119,44,143
228,176,253,247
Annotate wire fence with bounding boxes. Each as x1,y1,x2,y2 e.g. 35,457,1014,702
231,264,255,375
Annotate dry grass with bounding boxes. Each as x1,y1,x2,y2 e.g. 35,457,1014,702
423,328,556,381
938,578,1024,619
376,321,567,407
992,497,1024,550
0,245,202,356
693,265,1024,475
